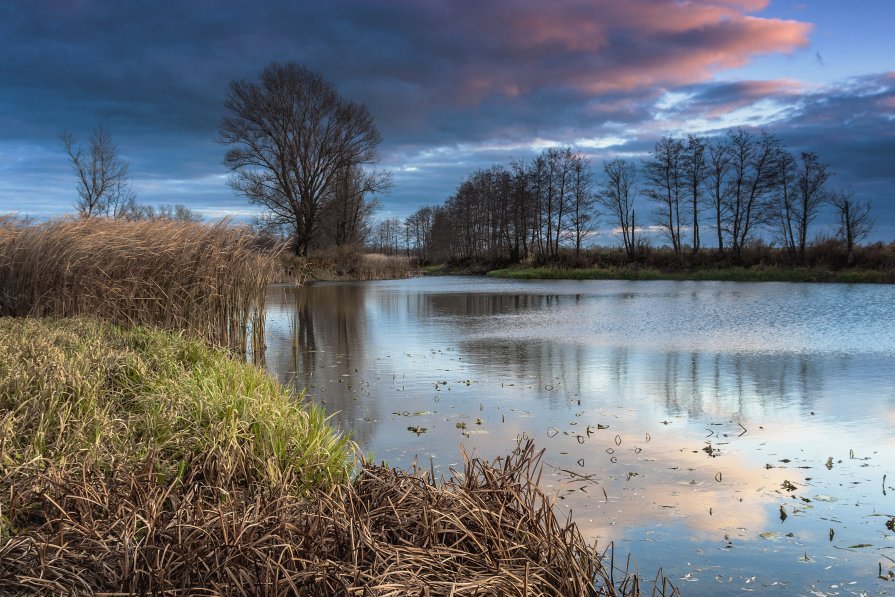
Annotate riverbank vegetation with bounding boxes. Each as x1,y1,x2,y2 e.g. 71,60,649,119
0,218,672,594
0,316,672,595
0,217,278,351
383,129,889,282
280,245,417,282
489,264,892,284
486,240,895,283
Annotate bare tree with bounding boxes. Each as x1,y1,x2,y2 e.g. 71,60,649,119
683,135,707,255
704,137,733,254
643,136,685,259
568,152,597,259
772,148,799,259
405,206,435,261
220,62,385,256
60,124,134,217
374,217,404,255
117,200,203,222
318,164,387,248
772,150,830,263
794,152,831,262
726,129,778,260
828,189,873,266
598,158,637,260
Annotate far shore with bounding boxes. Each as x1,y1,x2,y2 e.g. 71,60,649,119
484,264,895,284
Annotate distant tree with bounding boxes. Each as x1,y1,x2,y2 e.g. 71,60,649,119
508,159,535,260
793,152,831,262
60,124,134,217
772,148,799,259
643,136,685,259
725,129,778,260
597,158,638,260
118,200,203,223
703,137,733,254
828,189,873,266
772,150,831,263
317,164,386,248
541,148,575,259
220,62,386,256
373,217,404,255
405,206,435,261
568,152,597,259
683,135,707,255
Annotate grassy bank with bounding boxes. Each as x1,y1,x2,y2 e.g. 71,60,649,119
0,317,352,491
0,218,279,351
0,317,670,595
488,264,895,283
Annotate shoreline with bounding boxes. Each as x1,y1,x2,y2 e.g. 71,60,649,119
486,264,895,284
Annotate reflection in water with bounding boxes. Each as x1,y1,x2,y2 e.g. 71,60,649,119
264,278,895,596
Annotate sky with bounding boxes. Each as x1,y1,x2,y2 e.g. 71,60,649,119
1,0,894,240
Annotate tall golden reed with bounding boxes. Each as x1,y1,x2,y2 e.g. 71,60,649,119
0,217,280,351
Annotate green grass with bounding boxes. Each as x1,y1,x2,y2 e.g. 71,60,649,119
421,263,448,275
0,317,354,493
487,265,894,283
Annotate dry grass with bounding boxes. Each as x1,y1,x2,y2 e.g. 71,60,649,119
282,246,417,282
0,441,676,596
0,217,280,351
0,318,675,595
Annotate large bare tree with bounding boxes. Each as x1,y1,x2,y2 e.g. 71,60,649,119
60,124,134,218
220,62,385,255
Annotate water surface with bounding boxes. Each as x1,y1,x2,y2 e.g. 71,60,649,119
264,277,895,596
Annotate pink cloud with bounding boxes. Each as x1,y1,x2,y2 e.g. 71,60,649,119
425,0,811,104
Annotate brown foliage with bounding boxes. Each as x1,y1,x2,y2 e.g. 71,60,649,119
282,245,417,282
0,218,280,351
0,441,676,596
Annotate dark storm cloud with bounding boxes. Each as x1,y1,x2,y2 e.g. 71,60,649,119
0,0,852,220
655,73,895,192
616,72,895,239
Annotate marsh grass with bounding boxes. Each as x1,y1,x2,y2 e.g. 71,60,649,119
0,437,675,596
0,317,353,492
282,246,417,282
0,218,279,351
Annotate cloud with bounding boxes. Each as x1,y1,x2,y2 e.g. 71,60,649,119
1,1,810,147
8,0,892,230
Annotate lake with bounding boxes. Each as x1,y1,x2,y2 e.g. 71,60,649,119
263,276,895,596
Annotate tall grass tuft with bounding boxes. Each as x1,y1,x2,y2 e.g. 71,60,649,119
0,218,279,351
0,317,354,492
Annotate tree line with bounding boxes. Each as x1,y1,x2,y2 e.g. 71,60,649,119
399,129,873,266
58,62,874,268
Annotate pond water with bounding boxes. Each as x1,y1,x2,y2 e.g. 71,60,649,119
263,276,895,596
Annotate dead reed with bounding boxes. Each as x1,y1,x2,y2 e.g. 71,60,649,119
281,246,417,282
0,441,676,596
0,217,280,351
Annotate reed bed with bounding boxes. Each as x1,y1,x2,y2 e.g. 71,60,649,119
0,217,280,351
282,246,417,282
0,442,675,596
